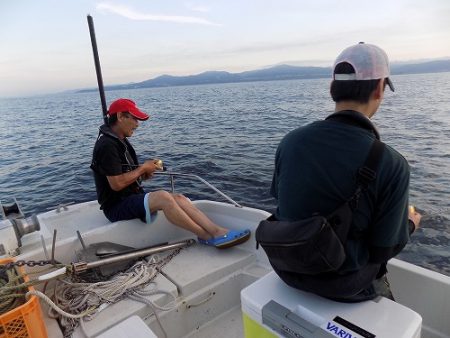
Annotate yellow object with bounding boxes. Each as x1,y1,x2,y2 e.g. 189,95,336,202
0,258,48,338
154,159,163,170
242,313,277,338
409,205,415,214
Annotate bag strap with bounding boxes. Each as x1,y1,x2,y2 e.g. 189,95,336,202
325,110,385,210
348,139,385,209
328,139,384,243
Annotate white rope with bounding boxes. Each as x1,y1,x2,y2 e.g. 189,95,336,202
26,290,95,319
133,288,176,311
45,257,177,337
128,294,169,338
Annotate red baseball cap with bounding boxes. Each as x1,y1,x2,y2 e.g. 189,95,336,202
107,98,150,121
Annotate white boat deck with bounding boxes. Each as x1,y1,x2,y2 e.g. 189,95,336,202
185,305,244,338
16,200,271,337
7,200,450,338
73,244,268,338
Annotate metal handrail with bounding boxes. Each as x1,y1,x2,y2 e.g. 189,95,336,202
152,171,243,208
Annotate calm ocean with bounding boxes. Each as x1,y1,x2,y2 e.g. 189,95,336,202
1,73,449,276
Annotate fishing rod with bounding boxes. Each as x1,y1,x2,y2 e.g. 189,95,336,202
87,15,108,124
86,16,242,209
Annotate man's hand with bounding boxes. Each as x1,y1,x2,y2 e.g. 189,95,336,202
408,205,422,231
141,172,153,180
140,159,164,180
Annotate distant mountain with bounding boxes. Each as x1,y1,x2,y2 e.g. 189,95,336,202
140,71,239,87
391,60,450,75
77,59,450,93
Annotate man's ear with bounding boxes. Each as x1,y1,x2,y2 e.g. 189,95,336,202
372,79,385,100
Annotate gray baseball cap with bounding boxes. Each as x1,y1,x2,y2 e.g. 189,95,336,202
333,42,395,92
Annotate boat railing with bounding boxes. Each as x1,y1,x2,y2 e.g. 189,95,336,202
153,171,243,208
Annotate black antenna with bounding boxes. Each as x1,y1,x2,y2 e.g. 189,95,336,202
87,14,108,124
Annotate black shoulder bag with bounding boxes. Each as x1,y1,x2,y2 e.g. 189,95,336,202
256,138,384,276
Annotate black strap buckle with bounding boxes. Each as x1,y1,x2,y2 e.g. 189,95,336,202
358,166,376,185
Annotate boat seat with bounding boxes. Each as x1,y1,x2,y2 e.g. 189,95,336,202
161,243,255,296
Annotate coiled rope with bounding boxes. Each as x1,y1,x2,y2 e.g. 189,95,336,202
1,250,182,337
0,268,26,315
0,264,67,315
40,256,175,337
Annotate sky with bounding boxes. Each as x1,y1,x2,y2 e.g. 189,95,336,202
1,0,450,97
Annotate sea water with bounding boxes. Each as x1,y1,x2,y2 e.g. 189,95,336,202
0,73,449,275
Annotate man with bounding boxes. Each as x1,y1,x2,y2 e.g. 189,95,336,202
270,43,421,301
91,98,250,249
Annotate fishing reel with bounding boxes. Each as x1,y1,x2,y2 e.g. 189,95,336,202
154,159,164,170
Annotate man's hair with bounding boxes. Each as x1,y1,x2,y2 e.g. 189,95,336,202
107,114,118,126
330,62,382,103
107,112,131,125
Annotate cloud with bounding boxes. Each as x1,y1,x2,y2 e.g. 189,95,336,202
185,3,210,13
96,2,220,26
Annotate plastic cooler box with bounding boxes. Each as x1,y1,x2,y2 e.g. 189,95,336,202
241,271,421,338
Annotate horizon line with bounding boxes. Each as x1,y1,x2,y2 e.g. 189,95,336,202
2,57,450,99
